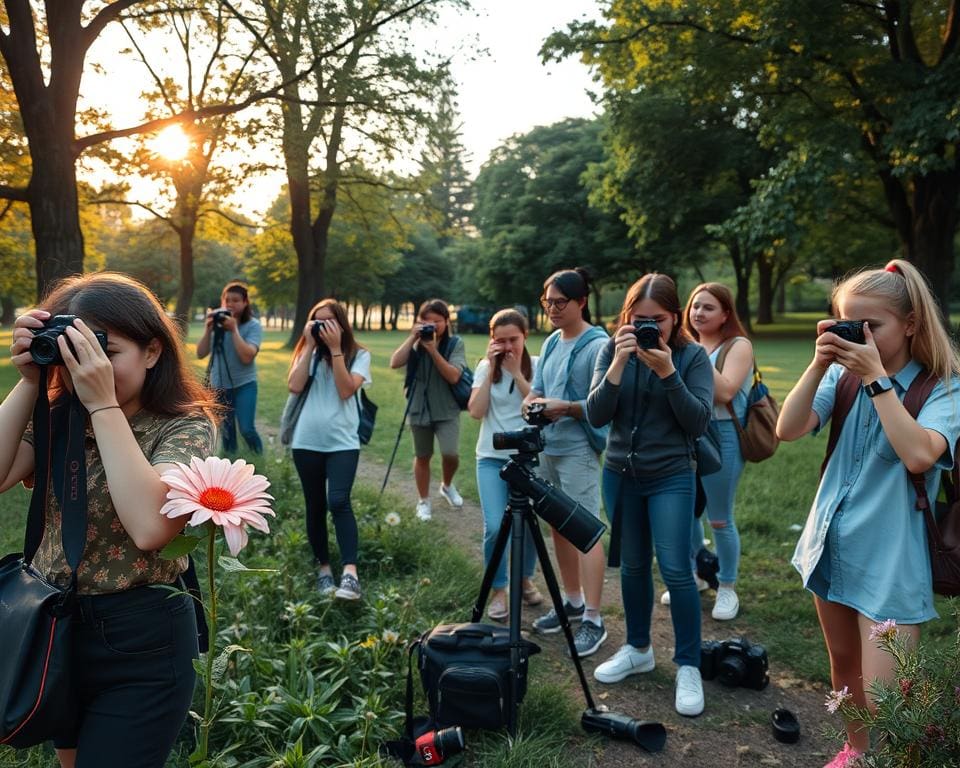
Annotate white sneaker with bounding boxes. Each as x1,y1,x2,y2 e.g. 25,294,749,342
711,587,740,620
439,483,463,508
415,499,432,521
660,575,710,606
594,644,655,683
675,665,705,716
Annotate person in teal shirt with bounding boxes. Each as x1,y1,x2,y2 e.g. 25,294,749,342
777,259,960,767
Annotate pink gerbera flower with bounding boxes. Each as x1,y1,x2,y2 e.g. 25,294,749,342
160,456,275,556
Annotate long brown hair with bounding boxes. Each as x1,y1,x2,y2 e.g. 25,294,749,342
290,299,364,369
40,272,217,419
834,259,960,385
618,273,692,349
682,282,749,343
489,309,533,384
222,281,252,324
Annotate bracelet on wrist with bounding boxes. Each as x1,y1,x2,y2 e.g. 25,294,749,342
89,404,121,416
331,352,344,358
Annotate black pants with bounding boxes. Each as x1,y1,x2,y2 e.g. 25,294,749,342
54,584,199,768
293,448,360,565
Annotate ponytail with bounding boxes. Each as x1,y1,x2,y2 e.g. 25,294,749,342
833,259,960,385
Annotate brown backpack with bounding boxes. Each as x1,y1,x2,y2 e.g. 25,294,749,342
825,370,960,597
715,339,780,462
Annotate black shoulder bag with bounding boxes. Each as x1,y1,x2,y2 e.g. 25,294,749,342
0,369,86,748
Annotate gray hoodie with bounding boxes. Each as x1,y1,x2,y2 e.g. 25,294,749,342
587,339,714,478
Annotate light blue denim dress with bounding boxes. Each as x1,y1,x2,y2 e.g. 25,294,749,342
792,360,960,623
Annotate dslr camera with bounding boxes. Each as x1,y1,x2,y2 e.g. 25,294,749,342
700,636,769,690
419,323,436,342
30,315,108,366
491,402,550,454
211,308,231,329
633,318,660,350
828,320,865,345
311,319,330,354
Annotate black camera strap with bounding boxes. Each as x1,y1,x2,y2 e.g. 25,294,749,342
23,367,89,591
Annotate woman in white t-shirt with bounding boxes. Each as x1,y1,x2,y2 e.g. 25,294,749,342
288,299,372,601
468,309,542,621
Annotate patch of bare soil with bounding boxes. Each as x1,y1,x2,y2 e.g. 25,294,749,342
358,455,837,768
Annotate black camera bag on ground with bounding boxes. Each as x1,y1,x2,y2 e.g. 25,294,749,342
416,623,540,730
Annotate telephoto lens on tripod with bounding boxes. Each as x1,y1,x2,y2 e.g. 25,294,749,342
414,726,464,765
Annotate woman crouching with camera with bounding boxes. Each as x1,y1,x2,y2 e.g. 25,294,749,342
288,300,372,600
0,273,217,767
389,299,466,521
468,309,542,621
587,273,714,716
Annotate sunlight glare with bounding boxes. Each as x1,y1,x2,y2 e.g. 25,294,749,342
150,125,190,160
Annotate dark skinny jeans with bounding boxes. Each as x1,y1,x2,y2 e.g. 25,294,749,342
292,449,360,565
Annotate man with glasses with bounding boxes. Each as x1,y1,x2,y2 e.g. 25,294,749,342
524,268,610,659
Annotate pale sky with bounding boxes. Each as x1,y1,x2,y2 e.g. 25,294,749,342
80,1,603,216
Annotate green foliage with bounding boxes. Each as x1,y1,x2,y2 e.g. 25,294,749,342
471,118,636,304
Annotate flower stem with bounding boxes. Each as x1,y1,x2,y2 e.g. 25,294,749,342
198,524,217,762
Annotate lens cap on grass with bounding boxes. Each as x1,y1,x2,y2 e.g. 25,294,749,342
771,707,800,744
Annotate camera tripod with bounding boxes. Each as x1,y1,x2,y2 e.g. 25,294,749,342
471,452,666,750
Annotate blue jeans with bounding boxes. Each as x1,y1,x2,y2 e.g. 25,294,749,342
603,467,700,667
219,381,263,454
691,419,744,584
477,458,537,589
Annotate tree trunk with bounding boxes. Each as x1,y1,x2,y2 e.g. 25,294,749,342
726,240,753,333
909,171,959,312
287,167,316,348
1,296,15,326
756,256,774,325
173,217,197,335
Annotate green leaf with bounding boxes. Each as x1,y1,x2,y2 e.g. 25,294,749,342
217,555,276,574
211,644,251,683
159,534,204,560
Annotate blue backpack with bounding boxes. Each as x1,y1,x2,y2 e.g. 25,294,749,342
540,326,610,453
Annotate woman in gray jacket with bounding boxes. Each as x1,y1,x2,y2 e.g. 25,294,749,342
587,273,714,717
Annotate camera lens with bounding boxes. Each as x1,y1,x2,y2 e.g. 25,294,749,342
718,653,747,687
30,334,59,366
433,726,464,758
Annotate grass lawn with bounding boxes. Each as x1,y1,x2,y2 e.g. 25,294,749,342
0,320,956,710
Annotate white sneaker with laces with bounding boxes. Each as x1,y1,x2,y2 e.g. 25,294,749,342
660,575,710,606
439,483,463,508
675,665,705,716
415,499,432,521
711,587,740,620
594,644,655,684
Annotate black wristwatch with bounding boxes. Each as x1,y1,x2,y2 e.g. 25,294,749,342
863,376,894,398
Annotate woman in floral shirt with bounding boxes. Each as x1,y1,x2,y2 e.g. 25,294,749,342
0,273,217,768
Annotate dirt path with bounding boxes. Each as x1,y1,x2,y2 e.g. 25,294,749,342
357,454,837,767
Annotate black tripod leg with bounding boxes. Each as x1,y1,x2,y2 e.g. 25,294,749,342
506,499,527,737
380,382,415,499
471,504,513,624
526,514,597,712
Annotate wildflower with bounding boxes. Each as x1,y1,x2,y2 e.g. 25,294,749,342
420,577,431,586
382,629,400,644
359,635,379,649
899,678,913,698
160,456,275,556
384,511,401,527
365,711,377,721
868,619,897,643
825,686,851,714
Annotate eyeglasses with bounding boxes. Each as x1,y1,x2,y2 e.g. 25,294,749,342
540,297,571,311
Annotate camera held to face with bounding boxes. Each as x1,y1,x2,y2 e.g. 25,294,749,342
211,308,232,329
828,320,865,345
30,315,108,367
633,318,660,350
419,323,436,342
700,636,769,690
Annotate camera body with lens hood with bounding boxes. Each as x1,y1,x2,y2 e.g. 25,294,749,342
419,323,436,341
30,315,108,366
633,318,660,349
211,308,231,329
828,320,865,344
700,636,769,690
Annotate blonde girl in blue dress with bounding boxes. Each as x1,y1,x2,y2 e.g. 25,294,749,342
777,259,960,767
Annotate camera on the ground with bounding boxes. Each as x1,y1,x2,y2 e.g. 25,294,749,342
633,318,660,350
30,315,108,366
700,636,769,690
211,308,231,329
828,320,865,344
419,323,436,341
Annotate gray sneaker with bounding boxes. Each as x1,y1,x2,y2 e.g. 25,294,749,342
317,572,336,595
335,573,362,601
532,601,585,634
570,619,607,658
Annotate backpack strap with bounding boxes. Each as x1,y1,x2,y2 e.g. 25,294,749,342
714,337,753,422
902,371,940,511
820,371,861,478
